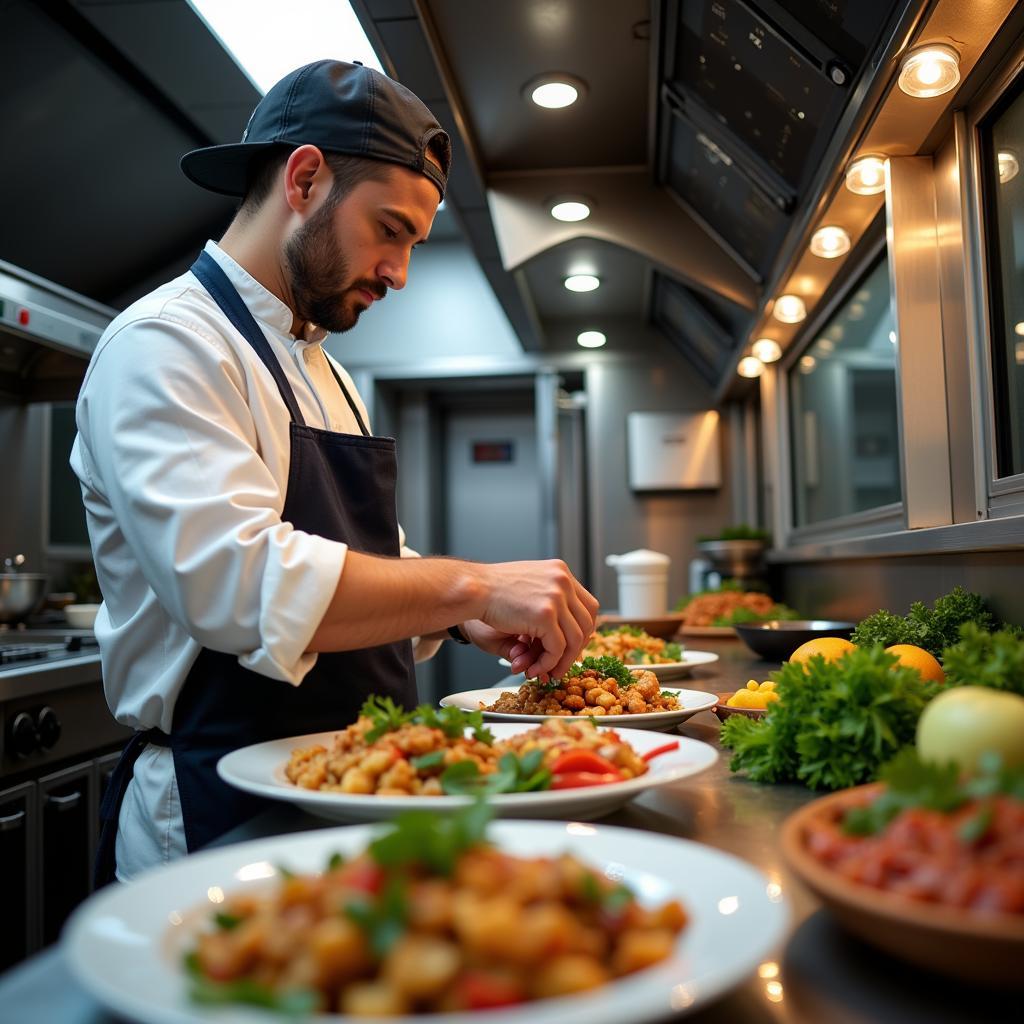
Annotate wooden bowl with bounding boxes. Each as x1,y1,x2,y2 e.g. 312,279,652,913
781,784,1024,986
595,612,685,640
713,691,768,721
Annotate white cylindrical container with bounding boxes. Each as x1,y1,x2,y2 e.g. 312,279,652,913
605,549,671,617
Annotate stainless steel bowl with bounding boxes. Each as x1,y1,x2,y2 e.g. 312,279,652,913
0,573,50,623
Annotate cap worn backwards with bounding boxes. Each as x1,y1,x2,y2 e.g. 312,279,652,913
180,59,451,200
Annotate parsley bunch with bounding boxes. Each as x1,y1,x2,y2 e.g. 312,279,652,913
942,623,1024,695
720,645,938,790
564,655,634,688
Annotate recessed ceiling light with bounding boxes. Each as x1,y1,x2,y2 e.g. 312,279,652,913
799,355,817,373
751,338,782,363
810,225,851,259
845,155,887,195
737,356,764,378
998,150,1020,184
525,73,586,109
577,330,606,348
564,274,600,292
898,44,960,99
773,294,807,324
550,197,592,222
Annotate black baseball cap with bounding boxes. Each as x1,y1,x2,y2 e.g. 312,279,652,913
180,59,451,199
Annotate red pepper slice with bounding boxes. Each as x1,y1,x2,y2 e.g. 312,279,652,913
642,740,680,761
336,858,384,894
455,971,526,1009
550,749,622,776
550,771,623,789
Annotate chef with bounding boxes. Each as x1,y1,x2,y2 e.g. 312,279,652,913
72,60,598,884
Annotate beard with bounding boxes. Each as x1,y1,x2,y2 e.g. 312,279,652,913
283,201,387,333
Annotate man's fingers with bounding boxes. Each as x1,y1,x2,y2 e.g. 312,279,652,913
527,621,565,679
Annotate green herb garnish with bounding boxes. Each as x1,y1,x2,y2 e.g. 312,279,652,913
184,951,318,1015
579,872,634,914
326,851,345,871
410,750,446,771
440,749,551,796
344,875,408,958
663,641,683,661
368,799,493,876
213,912,242,931
360,695,494,744
565,655,633,688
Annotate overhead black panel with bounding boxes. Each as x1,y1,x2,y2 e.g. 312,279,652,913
662,102,788,281
651,273,733,386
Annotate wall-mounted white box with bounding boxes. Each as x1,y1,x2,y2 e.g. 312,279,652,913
626,411,721,490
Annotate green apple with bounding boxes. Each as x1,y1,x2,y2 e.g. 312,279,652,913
917,686,1024,773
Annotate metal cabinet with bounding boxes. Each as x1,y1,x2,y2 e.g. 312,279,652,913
0,782,37,971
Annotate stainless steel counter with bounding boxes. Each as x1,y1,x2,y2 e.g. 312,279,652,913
0,637,1014,1021
0,652,102,702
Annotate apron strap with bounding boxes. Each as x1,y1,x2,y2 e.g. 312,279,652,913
326,358,370,437
190,250,307,427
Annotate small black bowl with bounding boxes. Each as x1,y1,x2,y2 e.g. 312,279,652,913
734,620,856,661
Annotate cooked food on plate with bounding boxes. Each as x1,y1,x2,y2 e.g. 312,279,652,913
185,803,688,1015
678,588,777,628
285,696,664,796
583,626,683,665
486,656,680,718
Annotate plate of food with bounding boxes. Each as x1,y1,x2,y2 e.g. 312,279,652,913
66,805,789,1024
594,612,685,640
217,701,717,823
781,748,1024,986
442,660,718,732
676,588,799,637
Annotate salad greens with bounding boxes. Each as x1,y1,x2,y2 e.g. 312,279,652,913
360,695,493,744
720,645,937,790
850,587,996,657
439,749,551,796
842,749,1024,842
942,623,1024,696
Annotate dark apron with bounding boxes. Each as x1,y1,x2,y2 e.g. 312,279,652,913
94,250,417,887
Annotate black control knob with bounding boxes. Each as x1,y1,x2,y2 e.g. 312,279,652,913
8,712,39,758
36,706,61,751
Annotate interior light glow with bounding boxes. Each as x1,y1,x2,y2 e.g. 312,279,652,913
800,355,817,373
998,150,1020,184
1014,322,1024,336
773,294,807,324
737,356,764,378
577,331,606,348
1016,341,1024,365
550,199,591,222
810,225,851,259
530,80,580,108
848,302,866,321
816,338,835,355
845,155,887,196
889,330,897,344
765,980,784,1003
564,274,600,292
898,44,960,99
751,338,782,363
186,0,382,94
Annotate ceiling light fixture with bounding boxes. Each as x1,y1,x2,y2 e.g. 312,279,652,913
799,355,817,374
845,154,887,195
773,294,807,324
1014,322,1024,336
810,225,851,259
564,274,600,292
998,150,1020,184
751,338,782,363
897,43,960,99
577,330,606,348
737,356,764,378
525,73,586,109
550,197,592,222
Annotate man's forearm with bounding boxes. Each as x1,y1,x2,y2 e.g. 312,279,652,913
306,550,486,652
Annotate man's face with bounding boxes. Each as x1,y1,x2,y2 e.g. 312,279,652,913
284,164,439,333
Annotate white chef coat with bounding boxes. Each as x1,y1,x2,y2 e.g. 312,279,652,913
71,240,436,879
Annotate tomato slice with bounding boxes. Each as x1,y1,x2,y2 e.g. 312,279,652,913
642,740,680,761
455,971,526,1009
550,771,623,789
550,749,622,776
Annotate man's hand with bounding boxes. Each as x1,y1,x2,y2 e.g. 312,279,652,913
468,559,599,680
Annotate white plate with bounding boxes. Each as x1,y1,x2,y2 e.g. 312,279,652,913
217,724,718,823
440,686,719,732
498,651,720,680
65,821,790,1024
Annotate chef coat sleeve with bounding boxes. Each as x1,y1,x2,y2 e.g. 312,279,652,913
75,316,344,684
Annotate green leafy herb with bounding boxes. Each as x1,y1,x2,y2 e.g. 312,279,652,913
565,655,633,688
368,799,493,876
275,864,295,881
359,695,494,744
326,851,345,871
663,641,683,661
440,750,551,796
942,623,1024,696
345,876,408,958
840,748,1024,843
213,912,242,931
184,951,318,1015
410,750,446,771
851,587,996,657
660,690,677,700
361,695,413,741
720,645,937,790
579,872,634,914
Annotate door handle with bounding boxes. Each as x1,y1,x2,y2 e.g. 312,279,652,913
0,809,26,831
45,791,82,812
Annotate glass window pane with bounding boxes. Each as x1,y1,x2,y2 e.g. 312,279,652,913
981,78,1024,478
789,253,901,527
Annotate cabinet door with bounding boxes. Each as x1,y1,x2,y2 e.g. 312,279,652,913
0,782,37,970
38,763,93,946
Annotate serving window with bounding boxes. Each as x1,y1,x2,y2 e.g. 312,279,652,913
787,252,901,529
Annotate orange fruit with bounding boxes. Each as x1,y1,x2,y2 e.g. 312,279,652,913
884,644,945,684
788,636,857,667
